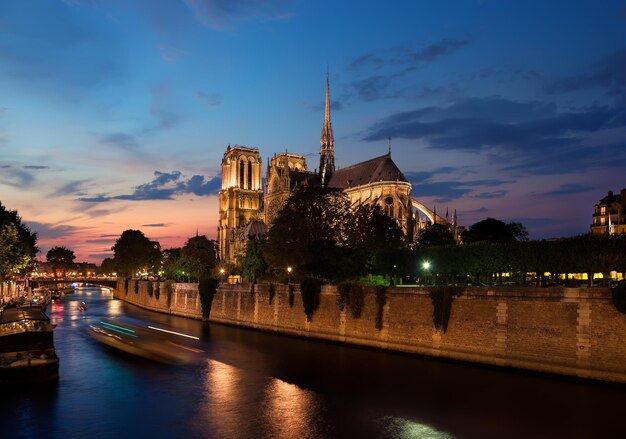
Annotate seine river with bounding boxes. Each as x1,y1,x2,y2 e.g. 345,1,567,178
1,286,625,438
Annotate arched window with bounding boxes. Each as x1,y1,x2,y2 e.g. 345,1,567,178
239,160,245,188
248,160,253,189
384,196,394,217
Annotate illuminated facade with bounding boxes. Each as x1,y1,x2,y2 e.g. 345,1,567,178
217,75,455,263
591,189,626,235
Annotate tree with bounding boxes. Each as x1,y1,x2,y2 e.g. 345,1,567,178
239,238,267,282
99,257,117,276
179,235,217,280
463,218,528,244
417,223,456,248
161,248,182,280
263,185,351,280
0,223,31,282
46,246,76,277
112,230,161,277
0,201,38,277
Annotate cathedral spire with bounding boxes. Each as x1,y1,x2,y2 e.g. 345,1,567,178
320,71,335,185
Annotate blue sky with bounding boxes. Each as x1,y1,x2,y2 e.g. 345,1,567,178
1,0,625,262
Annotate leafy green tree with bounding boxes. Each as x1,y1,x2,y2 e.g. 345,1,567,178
112,230,161,277
239,238,267,282
0,223,33,281
0,202,38,277
46,246,76,277
463,218,528,243
417,223,456,248
161,248,181,279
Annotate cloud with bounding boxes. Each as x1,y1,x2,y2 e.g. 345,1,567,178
99,132,138,150
349,39,470,72
547,48,626,101
142,223,168,227
539,183,595,197
79,171,222,202
0,166,36,188
26,221,84,240
23,165,48,170
149,84,179,130
183,0,294,30
0,107,7,113
473,190,507,199
364,96,626,175
197,91,222,109
409,178,513,203
51,179,91,197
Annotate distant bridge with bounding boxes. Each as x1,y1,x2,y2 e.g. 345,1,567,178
31,278,118,289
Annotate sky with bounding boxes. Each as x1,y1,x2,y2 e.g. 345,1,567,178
1,0,626,263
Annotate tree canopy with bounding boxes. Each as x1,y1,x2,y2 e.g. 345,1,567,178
179,235,218,280
46,246,76,277
99,257,117,276
417,223,456,248
463,218,528,243
0,202,38,279
112,230,161,277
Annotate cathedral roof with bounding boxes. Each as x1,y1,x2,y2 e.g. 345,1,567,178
242,220,267,239
327,153,408,189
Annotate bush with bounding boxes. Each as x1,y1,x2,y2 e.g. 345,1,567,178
134,280,139,294
269,283,276,305
147,281,154,297
337,281,351,311
124,278,129,295
612,282,626,314
198,277,219,318
429,286,464,332
374,286,387,330
165,280,174,307
300,278,322,322
288,284,295,308
154,281,160,301
348,283,365,319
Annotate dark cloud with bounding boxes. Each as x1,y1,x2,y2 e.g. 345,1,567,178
349,39,470,72
183,0,294,30
99,133,138,150
463,207,489,214
142,223,168,227
409,179,513,203
364,96,626,175
88,252,114,260
79,171,221,202
51,179,91,197
23,165,48,170
539,183,595,196
547,48,626,101
85,238,115,244
0,167,36,187
26,221,83,240
473,190,507,199
197,92,222,109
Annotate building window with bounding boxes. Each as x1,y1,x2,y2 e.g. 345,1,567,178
601,218,605,225
248,160,253,189
601,206,606,215
239,160,245,188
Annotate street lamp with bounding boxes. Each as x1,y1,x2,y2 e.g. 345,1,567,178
422,261,432,286
219,268,225,283
287,266,292,284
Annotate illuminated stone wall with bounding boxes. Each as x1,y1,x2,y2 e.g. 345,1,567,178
115,279,626,384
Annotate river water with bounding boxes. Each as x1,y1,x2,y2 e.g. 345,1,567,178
1,286,625,438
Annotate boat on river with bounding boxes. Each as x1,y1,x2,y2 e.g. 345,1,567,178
89,320,203,364
0,305,59,384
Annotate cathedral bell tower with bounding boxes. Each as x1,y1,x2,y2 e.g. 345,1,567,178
217,145,264,262
319,72,335,186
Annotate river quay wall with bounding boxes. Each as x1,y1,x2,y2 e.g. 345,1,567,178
114,280,626,384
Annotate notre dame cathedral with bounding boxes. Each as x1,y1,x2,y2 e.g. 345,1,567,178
217,74,456,262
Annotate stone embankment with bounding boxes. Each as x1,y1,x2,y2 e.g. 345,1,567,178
114,279,626,384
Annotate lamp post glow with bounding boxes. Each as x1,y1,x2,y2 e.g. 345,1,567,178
219,268,225,283
287,266,292,284
422,261,432,286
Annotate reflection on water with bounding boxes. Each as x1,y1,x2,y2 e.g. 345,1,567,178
1,286,625,439
380,417,455,439
263,378,325,439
